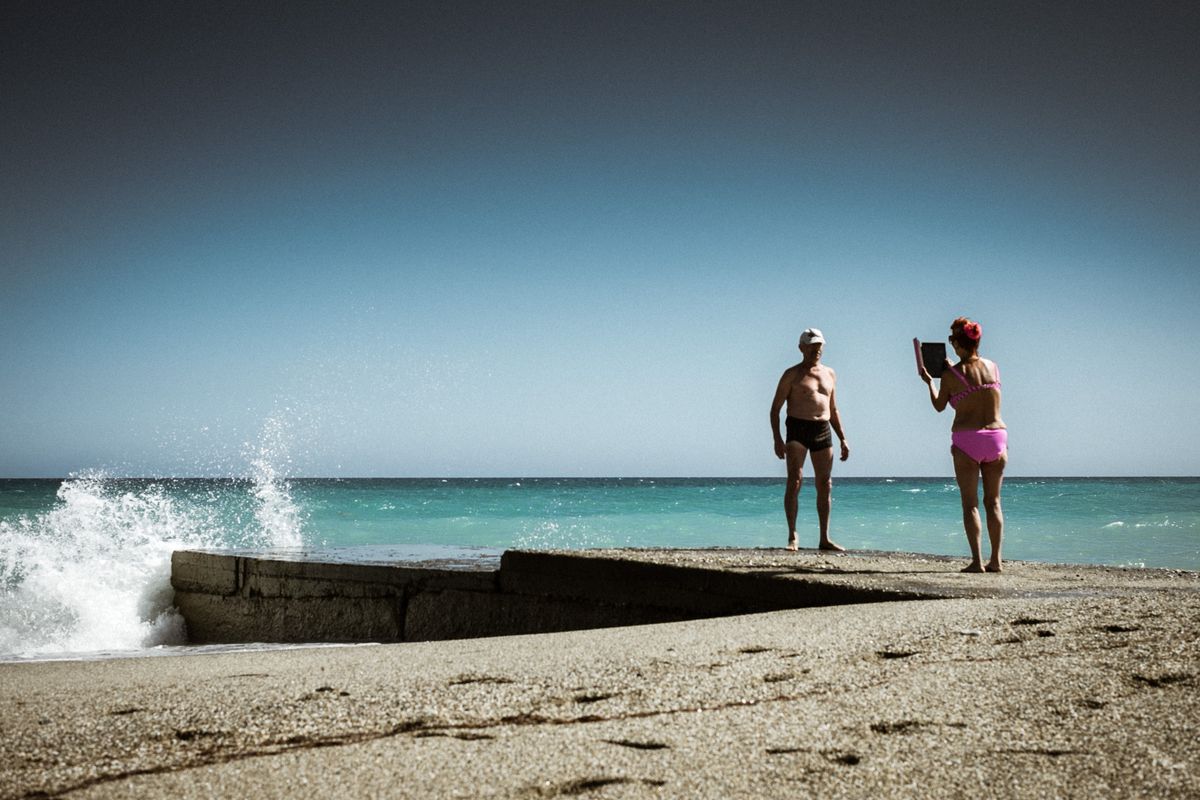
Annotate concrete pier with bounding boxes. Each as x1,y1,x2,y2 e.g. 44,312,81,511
171,547,1193,645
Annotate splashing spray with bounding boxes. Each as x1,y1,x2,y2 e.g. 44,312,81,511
245,413,306,548
0,474,219,657
0,412,310,658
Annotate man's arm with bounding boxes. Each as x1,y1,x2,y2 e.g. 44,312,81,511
770,371,791,459
828,382,850,462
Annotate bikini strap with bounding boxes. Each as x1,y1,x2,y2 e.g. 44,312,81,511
950,360,1000,388
945,363,971,387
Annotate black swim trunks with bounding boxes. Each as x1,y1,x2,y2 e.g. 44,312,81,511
785,417,833,452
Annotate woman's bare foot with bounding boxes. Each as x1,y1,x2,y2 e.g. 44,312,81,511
985,561,1003,573
786,534,799,552
961,562,985,573
819,539,845,552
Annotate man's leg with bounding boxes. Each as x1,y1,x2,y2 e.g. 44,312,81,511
810,446,843,551
952,448,984,572
784,443,808,550
981,452,1007,572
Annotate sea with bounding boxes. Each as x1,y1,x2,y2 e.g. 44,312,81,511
1,474,1197,661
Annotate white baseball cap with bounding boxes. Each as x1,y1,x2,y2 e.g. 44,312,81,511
799,328,825,346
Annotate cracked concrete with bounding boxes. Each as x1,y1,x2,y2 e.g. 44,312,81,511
2,550,1198,798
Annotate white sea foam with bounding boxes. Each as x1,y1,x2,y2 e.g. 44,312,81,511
0,475,217,658
1132,518,1183,529
0,416,308,659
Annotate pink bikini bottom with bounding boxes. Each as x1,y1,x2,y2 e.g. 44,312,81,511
951,429,1008,465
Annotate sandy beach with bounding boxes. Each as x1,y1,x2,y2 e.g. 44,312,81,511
3,551,1198,799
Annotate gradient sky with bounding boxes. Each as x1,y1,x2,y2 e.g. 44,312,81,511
3,1,1198,478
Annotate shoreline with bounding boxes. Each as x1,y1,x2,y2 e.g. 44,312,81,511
3,549,1198,798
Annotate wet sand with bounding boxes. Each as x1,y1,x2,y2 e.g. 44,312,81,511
2,551,1198,798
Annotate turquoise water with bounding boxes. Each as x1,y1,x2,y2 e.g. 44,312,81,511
1,475,1197,658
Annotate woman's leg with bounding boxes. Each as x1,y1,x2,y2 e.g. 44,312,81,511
952,447,984,572
981,452,1007,572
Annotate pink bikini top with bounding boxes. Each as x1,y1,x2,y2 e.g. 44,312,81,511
946,360,1001,409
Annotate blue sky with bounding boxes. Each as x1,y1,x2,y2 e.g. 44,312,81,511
2,1,1197,477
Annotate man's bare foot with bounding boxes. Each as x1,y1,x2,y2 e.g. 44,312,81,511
985,562,1003,573
961,562,985,573
819,539,845,552
786,534,798,552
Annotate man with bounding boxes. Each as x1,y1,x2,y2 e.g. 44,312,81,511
770,328,850,551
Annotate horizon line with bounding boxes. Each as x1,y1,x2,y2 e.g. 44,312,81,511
2,475,1197,481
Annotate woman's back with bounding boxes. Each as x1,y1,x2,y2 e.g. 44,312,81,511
945,358,1004,432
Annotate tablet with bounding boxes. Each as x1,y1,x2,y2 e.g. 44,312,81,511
913,338,946,378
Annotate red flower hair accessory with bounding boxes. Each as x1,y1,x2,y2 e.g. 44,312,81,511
963,322,982,341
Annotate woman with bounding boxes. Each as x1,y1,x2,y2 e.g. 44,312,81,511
919,317,1007,573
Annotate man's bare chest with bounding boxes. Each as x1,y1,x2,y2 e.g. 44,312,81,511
790,371,831,400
